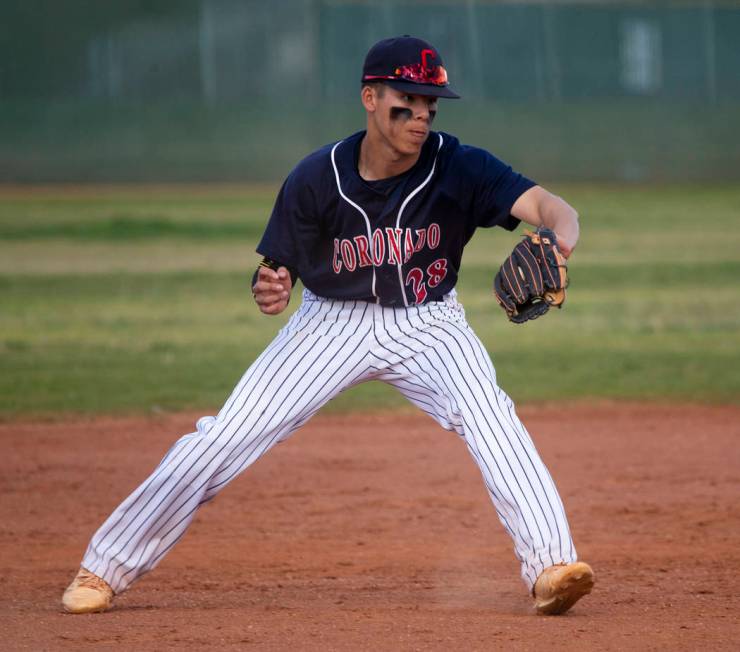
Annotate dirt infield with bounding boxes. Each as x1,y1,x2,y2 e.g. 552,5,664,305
2,403,738,651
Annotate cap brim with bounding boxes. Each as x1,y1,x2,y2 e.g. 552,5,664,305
384,79,460,99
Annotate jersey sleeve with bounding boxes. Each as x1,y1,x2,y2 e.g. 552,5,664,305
470,149,536,230
256,163,321,273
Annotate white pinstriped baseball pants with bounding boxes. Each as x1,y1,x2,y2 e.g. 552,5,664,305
82,289,577,594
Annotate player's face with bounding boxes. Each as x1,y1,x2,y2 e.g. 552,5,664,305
369,86,438,156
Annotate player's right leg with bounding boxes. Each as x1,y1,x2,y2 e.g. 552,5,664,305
63,292,373,612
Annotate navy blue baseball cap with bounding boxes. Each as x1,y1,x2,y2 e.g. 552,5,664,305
362,35,460,99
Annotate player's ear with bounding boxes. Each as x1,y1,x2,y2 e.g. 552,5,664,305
361,84,378,113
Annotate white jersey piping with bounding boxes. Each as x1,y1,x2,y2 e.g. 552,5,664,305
330,140,378,302
395,132,444,307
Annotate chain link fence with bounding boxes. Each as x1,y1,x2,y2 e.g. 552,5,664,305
1,0,738,181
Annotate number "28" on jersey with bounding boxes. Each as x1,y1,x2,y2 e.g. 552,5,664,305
405,258,448,304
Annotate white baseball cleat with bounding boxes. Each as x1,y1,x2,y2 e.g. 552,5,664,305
533,561,595,615
62,567,114,614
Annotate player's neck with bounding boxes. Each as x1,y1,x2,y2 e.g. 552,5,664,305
358,131,420,181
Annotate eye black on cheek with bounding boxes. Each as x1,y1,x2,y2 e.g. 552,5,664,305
390,106,413,121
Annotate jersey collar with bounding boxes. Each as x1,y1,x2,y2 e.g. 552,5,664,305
336,130,440,190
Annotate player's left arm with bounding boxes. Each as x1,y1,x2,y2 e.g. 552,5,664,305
510,186,579,258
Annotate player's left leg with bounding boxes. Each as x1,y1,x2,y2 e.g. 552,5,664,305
373,297,592,611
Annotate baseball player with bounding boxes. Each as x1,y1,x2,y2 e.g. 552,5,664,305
63,35,594,616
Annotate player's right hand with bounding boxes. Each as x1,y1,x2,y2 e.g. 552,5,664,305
252,266,292,315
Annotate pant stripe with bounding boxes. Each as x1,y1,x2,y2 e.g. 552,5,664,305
109,321,372,586
205,334,372,491
504,401,576,561
92,326,319,566
95,315,363,585
426,335,551,552
434,321,562,556
373,313,531,554
389,354,527,550
449,317,573,562
395,307,560,575
418,348,545,569
388,306,543,551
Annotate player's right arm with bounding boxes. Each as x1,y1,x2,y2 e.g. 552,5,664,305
252,265,293,315
253,147,329,316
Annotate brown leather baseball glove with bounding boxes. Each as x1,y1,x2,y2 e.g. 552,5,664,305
493,228,569,324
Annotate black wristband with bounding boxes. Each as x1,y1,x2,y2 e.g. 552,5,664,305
252,258,298,287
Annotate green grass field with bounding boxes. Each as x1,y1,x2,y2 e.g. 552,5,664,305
1,183,739,418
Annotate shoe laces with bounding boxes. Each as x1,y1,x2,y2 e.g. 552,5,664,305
76,569,110,592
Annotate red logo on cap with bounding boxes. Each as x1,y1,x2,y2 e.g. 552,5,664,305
363,46,448,87
421,49,436,70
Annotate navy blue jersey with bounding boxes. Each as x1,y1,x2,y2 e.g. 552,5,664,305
257,130,535,306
